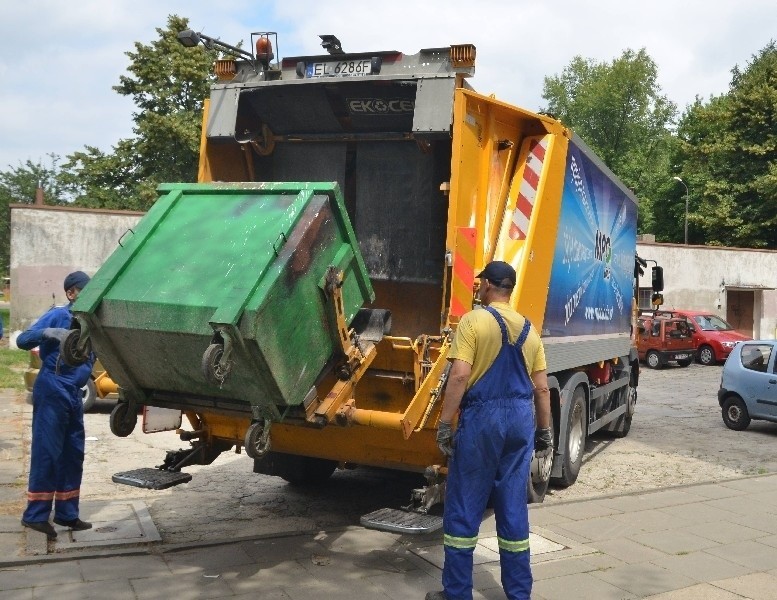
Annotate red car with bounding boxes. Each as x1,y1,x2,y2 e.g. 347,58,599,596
657,310,751,365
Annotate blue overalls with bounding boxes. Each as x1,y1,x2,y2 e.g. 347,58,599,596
17,304,94,524
442,306,535,600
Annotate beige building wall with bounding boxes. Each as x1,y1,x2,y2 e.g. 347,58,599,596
10,205,143,332
637,241,777,340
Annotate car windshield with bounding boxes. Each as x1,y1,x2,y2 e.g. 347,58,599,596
693,315,733,331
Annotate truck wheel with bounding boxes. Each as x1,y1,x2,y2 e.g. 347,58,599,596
645,351,662,369
698,345,716,366
553,386,585,488
607,386,635,438
81,379,97,412
722,396,750,431
110,402,137,437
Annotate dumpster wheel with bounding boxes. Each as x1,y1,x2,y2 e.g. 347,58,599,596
244,419,272,459
202,343,232,386
60,329,90,366
110,402,138,437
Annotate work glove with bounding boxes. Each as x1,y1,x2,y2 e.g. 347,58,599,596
534,427,553,459
42,328,69,343
436,420,453,457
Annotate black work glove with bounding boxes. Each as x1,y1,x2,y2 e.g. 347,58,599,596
436,420,453,457
534,427,553,459
42,328,69,343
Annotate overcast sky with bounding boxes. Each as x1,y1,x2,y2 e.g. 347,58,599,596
1,0,774,172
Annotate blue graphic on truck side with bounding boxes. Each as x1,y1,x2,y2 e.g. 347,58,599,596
543,141,637,337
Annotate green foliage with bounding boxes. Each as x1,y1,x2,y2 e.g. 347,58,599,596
60,14,218,212
673,42,777,247
0,347,29,391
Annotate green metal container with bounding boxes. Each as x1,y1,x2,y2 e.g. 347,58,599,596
73,182,373,417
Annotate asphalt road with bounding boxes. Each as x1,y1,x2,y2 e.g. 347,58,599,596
75,362,776,545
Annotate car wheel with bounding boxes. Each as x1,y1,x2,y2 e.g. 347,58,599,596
81,379,97,412
552,385,585,488
646,350,662,369
698,345,716,366
721,396,751,431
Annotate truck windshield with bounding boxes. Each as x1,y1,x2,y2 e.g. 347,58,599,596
693,315,733,331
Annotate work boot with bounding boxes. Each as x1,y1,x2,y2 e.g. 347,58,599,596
21,519,57,540
53,517,92,531
425,592,448,600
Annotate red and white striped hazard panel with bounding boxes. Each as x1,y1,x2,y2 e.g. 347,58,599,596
508,136,549,240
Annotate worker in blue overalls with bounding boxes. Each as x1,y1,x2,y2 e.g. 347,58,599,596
426,261,552,600
18,271,95,540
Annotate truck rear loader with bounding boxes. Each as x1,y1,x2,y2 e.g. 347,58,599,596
65,31,662,532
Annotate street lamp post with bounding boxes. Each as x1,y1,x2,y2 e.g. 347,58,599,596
673,176,689,245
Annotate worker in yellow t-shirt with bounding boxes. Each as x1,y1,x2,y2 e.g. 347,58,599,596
426,260,551,600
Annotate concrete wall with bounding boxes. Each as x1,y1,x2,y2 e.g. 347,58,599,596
637,241,777,340
10,205,143,331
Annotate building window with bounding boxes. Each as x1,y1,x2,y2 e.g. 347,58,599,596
638,287,653,310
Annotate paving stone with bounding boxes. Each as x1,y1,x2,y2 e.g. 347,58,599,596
651,549,754,582
550,515,643,543
641,582,749,599
705,540,777,571
130,571,235,599
630,529,720,555
79,554,172,582
31,578,136,600
587,537,669,564
710,571,777,600
682,518,765,544
591,562,697,597
532,572,638,600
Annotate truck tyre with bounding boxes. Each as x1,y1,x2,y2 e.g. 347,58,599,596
698,345,716,366
553,386,585,488
645,350,662,369
81,378,97,412
607,386,635,438
722,396,750,431
110,402,137,437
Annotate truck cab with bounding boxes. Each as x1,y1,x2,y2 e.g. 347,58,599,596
637,314,694,369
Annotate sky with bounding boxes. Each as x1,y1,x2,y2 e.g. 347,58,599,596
1,0,775,171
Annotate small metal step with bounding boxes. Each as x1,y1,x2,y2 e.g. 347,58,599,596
112,468,192,490
360,508,443,535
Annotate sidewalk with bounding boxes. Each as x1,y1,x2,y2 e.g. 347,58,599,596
4,384,777,598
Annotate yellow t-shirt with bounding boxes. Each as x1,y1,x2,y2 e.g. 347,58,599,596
449,301,547,389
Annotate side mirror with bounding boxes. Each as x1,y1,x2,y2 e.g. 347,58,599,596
651,266,664,292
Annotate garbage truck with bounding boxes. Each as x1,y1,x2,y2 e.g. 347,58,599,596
64,31,664,533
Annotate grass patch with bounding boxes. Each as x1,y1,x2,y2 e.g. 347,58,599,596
0,347,29,390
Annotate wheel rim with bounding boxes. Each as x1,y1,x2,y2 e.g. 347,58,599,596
626,387,637,416
647,353,659,368
568,402,584,464
700,347,713,364
727,404,741,423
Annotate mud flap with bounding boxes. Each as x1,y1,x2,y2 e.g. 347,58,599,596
112,468,192,490
360,508,443,535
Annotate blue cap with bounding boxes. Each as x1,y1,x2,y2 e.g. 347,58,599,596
63,271,90,292
476,261,516,289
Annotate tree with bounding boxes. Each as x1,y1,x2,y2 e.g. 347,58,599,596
0,156,66,274
673,42,777,247
61,14,218,211
541,49,677,236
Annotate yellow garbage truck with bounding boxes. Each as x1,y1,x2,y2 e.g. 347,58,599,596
67,31,662,532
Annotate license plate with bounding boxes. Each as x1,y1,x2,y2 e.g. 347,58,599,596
675,354,689,360
306,59,372,78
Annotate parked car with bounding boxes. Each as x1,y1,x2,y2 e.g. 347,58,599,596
24,348,117,411
651,309,751,366
718,340,777,430
636,315,695,368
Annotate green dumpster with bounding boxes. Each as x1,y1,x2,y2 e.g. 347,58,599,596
72,182,374,419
